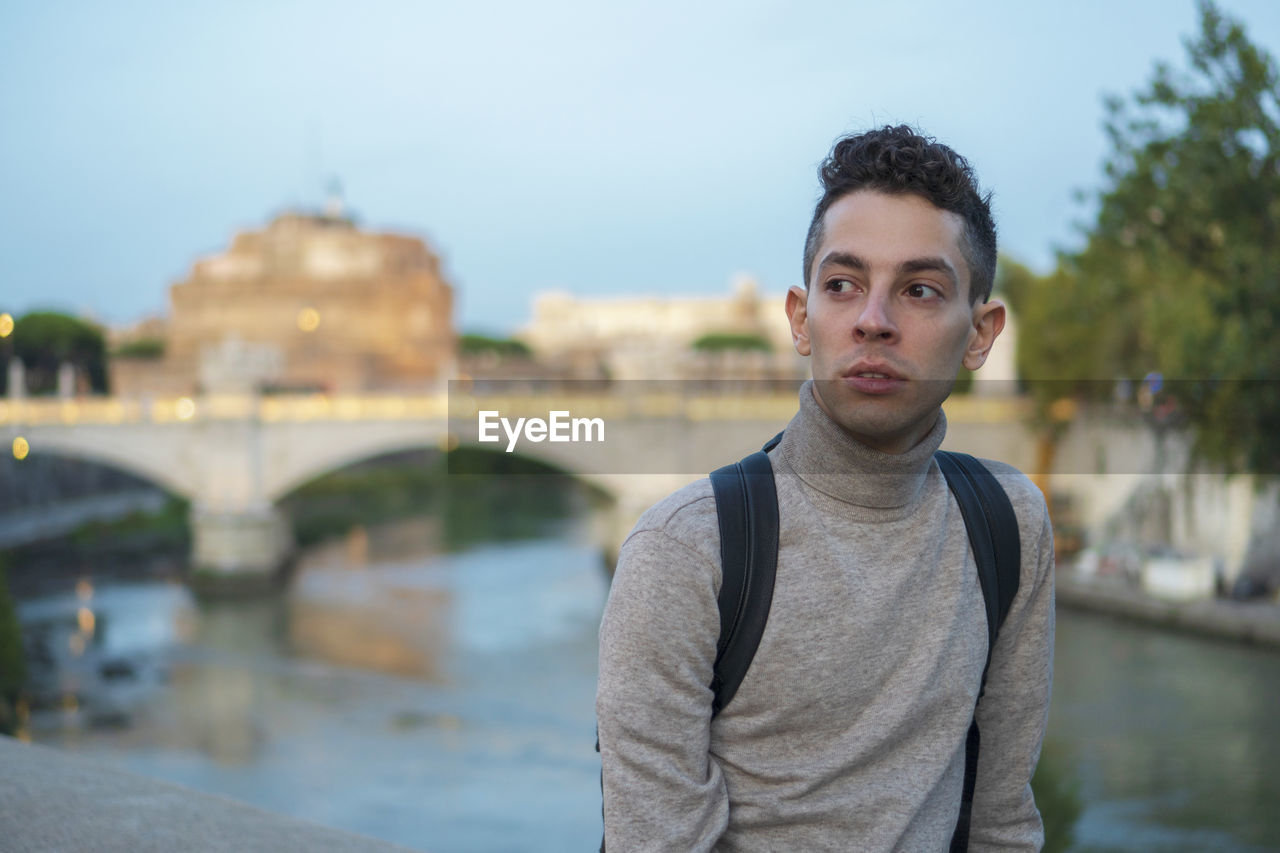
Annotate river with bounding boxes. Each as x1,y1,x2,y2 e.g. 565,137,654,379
15,508,1280,851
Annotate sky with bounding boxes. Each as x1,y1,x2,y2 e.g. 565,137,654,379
2,0,1278,335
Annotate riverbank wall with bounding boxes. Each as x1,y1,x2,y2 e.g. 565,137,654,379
1056,570,1280,649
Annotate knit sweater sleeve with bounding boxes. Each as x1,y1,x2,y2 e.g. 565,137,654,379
968,464,1056,851
596,504,729,852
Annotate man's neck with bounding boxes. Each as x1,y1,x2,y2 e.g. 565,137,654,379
807,381,942,456
776,381,947,511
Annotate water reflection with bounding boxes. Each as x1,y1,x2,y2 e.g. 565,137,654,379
1052,608,1280,851
20,580,190,731
16,502,1280,850
289,517,453,682
20,509,612,852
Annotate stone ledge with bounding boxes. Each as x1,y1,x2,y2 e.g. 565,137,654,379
0,736,423,852
1057,572,1280,647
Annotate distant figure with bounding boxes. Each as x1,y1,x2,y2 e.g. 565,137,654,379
597,126,1054,851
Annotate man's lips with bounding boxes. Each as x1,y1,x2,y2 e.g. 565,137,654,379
842,363,907,394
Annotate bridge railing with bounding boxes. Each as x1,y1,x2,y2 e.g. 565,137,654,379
0,394,452,426
1,391,1033,427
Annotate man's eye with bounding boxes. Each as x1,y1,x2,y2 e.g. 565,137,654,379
826,279,856,294
907,283,941,299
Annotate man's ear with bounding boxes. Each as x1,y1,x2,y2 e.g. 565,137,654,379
962,299,1006,371
786,285,811,356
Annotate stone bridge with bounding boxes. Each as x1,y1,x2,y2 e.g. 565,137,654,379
2,388,1268,594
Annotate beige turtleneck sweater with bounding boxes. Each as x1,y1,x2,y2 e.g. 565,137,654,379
597,382,1054,852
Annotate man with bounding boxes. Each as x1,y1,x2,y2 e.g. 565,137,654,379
596,125,1054,851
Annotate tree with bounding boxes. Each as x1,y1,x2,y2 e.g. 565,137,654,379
2,312,109,395
1020,0,1279,474
690,332,773,353
997,258,1109,418
995,258,1100,514
458,333,533,360
112,337,165,360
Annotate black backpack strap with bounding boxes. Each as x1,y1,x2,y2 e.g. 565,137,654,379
935,450,1021,853
935,451,1021,654
601,437,782,851
708,445,780,717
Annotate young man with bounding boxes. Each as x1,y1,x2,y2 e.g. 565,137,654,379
595,125,1055,851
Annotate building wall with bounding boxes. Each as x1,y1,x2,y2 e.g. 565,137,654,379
111,212,454,395
517,277,806,380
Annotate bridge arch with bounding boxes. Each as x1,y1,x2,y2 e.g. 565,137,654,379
263,422,619,507
10,430,194,500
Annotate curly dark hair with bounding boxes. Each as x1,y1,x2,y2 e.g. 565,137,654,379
802,125,997,303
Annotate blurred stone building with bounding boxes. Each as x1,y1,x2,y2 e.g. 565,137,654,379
516,276,807,381
111,208,455,395
514,274,1019,391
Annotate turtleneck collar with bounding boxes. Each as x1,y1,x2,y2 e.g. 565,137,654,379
775,379,947,510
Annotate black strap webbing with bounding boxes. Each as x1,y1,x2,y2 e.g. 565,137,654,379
935,450,1021,852
708,443,780,715
935,451,1021,650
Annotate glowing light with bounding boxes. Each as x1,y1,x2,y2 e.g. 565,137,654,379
297,307,321,332
11,436,28,460
76,578,93,602
175,397,196,420
77,608,96,635
0,313,13,337
1048,398,1078,423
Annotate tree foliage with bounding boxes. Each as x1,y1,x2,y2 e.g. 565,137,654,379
997,258,1110,431
2,311,109,395
1013,1,1280,471
458,333,533,359
112,337,165,360
691,332,773,353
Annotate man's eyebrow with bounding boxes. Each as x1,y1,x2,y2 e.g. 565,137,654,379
818,252,959,289
816,251,867,272
898,257,959,288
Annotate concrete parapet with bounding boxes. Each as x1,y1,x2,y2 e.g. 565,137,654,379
0,736,422,852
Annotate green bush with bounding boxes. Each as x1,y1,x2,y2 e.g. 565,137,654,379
112,337,165,359
4,311,108,394
459,333,532,359
691,332,773,353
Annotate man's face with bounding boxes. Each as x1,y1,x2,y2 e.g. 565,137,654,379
785,190,1005,454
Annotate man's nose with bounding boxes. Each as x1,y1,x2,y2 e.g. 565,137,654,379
854,291,897,340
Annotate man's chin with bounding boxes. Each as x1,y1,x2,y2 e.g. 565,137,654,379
811,381,948,454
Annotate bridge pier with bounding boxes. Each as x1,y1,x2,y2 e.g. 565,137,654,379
189,504,294,596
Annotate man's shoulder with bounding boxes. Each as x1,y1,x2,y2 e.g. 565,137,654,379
621,477,720,570
968,457,1049,523
966,457,1054,575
